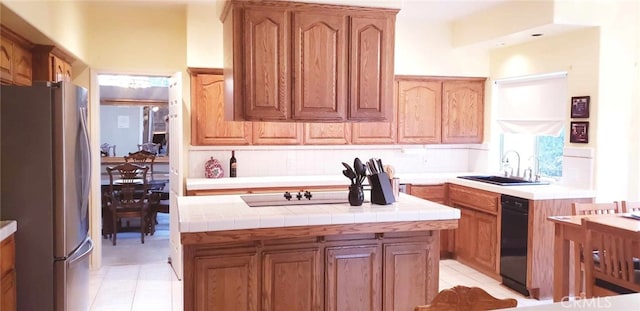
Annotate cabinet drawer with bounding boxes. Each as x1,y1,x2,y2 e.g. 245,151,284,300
0,235,15,278
449,184,499,214
409,184,446,201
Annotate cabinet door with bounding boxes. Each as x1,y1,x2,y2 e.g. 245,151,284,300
0,271,16,311
349,15,394,121
243,7,290,120
194,254,258,311
0,37,13,84
397,80,442,144
383,242,437,311
473,211,498,272
12,44,32,86
262,248,322,311
303,123,351,145
442,80,484,143
292,11,347,121
51,55,71,82
352,83,397,144
326,245,381,311
454,207,475,262
190,72,252,145
253,122,302,145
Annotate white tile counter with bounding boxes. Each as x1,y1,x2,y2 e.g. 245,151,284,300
0,220,17,242
178,192,460,233
186,173,596,201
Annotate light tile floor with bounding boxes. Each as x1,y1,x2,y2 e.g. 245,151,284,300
90,216,552,310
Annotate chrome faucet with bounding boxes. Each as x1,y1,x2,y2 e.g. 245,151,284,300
501,150,521,177
527,155,541,182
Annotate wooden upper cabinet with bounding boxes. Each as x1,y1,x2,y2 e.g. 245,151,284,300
32,45,74,82
12,44,32,86
351,81,398,144
222,0,398,122
51,55,71,82
292,10,347,121
397,79,442,144
304,123,351,145
0,37,13,84
0,26,32,86
243,6,289,120
349,15,394,121
396,76,485,145
189,68,252,146
442,80,485,143
253,122,302,145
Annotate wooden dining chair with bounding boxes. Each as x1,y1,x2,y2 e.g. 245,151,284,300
583,218,640,297
572,202,621,216
124,150,156,178
570,202,621,298
105,162,151,246
414,285,517,311
137,142,161,154
622,201,640,213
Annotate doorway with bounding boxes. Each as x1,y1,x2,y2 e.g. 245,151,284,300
97,73,171,266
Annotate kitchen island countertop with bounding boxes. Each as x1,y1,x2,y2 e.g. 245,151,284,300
178,192,460,233
0,220,17,242
186,173,595,201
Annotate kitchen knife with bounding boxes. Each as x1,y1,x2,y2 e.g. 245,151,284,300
376,158,384,173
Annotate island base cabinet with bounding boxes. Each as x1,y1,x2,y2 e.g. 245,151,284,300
263,249,322,311
326,245,382,311
383,241,438,311
183,230,443,311
191,252,259,311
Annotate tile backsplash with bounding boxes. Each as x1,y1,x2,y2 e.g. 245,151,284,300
186,145,594,189
187,145,479,178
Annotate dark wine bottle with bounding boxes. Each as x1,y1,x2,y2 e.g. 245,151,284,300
230,150,237,177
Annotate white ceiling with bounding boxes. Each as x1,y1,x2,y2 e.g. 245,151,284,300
121,0,508,23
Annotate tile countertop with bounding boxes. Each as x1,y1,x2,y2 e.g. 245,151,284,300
186,173,596,201
0,220,17,242
178,192,460,233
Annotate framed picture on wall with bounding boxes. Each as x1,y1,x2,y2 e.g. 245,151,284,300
570,96,590,118
570,121,589,143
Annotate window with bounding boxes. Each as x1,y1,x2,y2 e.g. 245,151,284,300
500,129,564,178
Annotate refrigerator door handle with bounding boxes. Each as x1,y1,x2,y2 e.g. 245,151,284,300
68,238,93,265
79,106,92,218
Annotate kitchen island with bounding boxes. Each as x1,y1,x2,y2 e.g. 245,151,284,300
178,192,459,311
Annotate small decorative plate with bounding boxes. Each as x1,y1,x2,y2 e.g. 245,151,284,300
205,157,224,178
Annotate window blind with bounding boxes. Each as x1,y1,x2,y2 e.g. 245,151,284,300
494,72,568,136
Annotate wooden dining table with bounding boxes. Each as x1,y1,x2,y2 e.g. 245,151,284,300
100,178,169,236
548,213,640,302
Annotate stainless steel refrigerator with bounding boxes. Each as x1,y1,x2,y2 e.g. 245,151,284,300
1,81,93,311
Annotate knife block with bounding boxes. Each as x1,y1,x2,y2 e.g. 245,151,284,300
368,172,395,205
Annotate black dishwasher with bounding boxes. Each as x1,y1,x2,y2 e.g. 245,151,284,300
500,194,530,296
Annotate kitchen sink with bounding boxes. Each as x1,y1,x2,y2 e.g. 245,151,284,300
457,175,549,186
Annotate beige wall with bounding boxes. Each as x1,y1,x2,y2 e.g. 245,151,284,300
2,0,88,61
489,0,640,201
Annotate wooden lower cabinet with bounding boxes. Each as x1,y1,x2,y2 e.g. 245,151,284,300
383,242,437,311
183,231,440,311
263,248,322,310
0,235,16,311
407,184,453,258
193,252,258,311
448,184,499,277
326,245,381,311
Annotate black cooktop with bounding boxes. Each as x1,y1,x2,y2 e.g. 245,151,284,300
241,191,369,207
